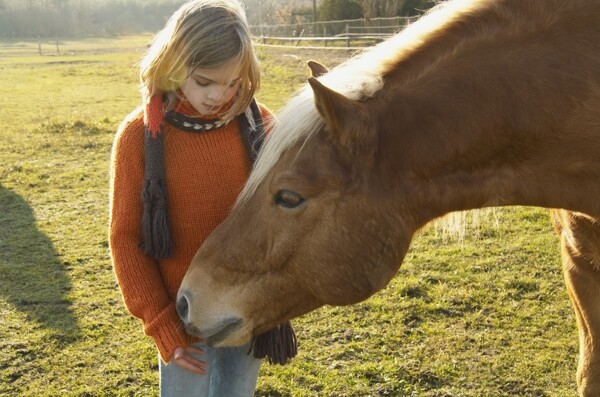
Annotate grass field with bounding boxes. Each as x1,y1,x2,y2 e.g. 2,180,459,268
0,37,579,396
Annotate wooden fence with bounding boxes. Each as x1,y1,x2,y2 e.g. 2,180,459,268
251,15,418,49
255,34,387,49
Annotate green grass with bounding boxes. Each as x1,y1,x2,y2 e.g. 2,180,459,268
0,38,578,396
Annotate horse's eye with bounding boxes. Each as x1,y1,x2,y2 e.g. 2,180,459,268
274,190,305,209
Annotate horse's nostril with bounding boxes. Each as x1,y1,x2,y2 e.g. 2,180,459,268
176,291,190,321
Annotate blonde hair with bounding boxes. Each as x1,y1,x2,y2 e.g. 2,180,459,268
139,0,260,119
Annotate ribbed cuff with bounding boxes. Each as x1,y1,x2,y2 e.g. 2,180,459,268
144,303,189,363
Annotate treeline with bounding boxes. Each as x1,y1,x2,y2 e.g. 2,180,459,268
317,0,435,21
0,0,183,38
244,0,434,27
0,0,435,39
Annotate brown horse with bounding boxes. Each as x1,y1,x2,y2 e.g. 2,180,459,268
178,0,600,394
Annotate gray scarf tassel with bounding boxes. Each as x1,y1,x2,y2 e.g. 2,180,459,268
140,128,173,260
238,99,265,163
250,321,297,365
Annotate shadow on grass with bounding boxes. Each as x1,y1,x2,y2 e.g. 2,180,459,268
0,183,79,340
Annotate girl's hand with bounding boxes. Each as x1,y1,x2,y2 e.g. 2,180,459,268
170,346,208,375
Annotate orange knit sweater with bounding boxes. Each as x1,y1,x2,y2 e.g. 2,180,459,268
109,102,272,362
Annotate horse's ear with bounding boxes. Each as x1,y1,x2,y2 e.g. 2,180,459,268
308,77,375,158
307,60,328,78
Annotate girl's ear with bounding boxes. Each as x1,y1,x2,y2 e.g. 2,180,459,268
307,60,329,78
308,77,377,159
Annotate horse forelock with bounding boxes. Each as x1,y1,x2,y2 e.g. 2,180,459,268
234,0,491,207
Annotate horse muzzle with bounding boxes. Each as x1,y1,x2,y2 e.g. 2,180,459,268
176,288,247,346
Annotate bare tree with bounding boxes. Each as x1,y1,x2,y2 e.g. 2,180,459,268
244,0,314,25
358,0,433,18
359,0,402,19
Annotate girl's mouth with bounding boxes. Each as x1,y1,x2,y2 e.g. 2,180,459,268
204,103,222,112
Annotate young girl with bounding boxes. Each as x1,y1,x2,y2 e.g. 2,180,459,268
109,1,284,395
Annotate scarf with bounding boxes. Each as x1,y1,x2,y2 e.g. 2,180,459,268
141,93,296,365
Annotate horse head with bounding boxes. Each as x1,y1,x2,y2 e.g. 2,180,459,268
177,61,415,346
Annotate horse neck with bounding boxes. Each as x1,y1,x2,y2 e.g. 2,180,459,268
374,1,600,223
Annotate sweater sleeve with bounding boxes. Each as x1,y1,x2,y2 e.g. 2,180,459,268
108,109,188,362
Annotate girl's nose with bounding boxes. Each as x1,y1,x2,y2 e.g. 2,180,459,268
207,86,225,101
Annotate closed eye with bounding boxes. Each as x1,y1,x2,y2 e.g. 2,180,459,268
274,190,306,209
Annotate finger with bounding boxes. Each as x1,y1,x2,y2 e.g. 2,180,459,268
173,347,184,361
182,353,208,370
185,345,205,355
174,357,207,375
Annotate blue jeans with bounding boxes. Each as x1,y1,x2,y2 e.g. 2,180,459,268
159,342,262,397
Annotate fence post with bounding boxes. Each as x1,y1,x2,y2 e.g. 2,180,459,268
296,29,305,46
346,24,350,47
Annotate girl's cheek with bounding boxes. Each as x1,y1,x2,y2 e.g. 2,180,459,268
226,87,238,100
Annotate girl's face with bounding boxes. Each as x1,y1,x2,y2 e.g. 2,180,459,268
181,58,241,116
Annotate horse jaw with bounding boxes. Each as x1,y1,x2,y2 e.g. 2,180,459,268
178,197,325,345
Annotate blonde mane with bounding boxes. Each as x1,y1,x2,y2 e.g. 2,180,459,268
236,0,488,206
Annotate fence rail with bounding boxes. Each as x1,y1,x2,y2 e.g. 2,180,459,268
250,15,420,50
255,34,388,49
250,15,418,38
